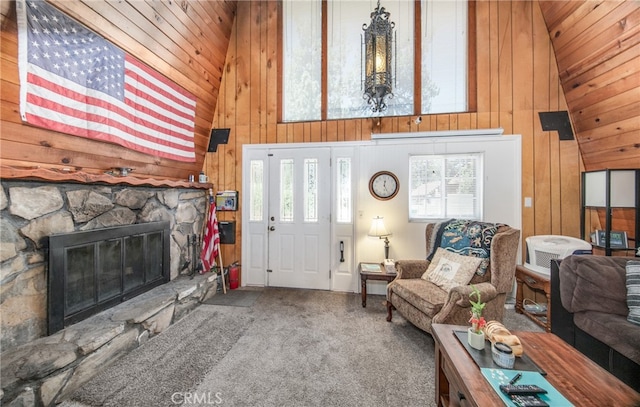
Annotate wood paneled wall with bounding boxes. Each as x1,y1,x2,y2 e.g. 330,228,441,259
1,0,236,181
206,0,586,266
5,1,633,268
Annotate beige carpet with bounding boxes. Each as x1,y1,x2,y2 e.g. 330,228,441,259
62,288,542,407
202,289,263,307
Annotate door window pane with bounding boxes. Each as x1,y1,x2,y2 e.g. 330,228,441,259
280,159,294,222
304,158,318,222
336,157,352,223
249,160,264,222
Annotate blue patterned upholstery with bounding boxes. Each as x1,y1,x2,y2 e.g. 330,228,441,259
426,219,504,275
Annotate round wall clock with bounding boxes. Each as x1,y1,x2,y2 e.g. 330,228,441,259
369,171,399,200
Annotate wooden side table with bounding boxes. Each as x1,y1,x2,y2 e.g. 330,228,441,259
515,265,551,332
359,262,396,307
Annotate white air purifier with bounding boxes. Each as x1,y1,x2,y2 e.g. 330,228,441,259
524,235,592,275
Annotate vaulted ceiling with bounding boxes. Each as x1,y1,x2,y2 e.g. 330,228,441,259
539,1,639,170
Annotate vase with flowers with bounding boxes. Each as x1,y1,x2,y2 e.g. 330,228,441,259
467,285,487,350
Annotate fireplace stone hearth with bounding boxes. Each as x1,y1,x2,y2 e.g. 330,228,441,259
1,181,208,351
1,272,218,406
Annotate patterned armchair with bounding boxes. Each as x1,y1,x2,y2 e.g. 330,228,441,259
386,220,520,335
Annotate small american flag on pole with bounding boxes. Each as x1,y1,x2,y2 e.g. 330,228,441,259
16,0,196,162
200,200,220,272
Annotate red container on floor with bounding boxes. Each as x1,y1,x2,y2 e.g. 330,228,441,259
229,264,239,289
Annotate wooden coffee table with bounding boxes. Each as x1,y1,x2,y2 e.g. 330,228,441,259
432,323,640,406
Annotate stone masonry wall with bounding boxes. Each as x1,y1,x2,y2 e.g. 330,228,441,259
0,180,207,352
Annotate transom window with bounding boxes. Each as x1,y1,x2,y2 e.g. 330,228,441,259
282,0,470,122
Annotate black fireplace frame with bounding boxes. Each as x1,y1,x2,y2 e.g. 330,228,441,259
47,221,170,334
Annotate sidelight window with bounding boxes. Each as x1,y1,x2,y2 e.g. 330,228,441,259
249,160,264,222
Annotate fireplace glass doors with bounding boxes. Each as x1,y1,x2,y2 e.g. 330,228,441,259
48,222,170,334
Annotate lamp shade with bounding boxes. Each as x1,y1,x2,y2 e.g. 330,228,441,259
584,170,637,207
368,216,391,237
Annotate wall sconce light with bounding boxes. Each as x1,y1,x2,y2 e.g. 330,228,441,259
368,216,392,260
362,0,395,113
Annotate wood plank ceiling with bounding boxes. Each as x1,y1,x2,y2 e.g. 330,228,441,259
539,1,640,171
1,0,637,239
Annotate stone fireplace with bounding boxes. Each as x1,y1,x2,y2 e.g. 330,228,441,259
0,180,206,351
1,180,219,406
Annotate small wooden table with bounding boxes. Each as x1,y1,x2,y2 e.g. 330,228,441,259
515,265,551,332
359,262,396,307
432,323,640,407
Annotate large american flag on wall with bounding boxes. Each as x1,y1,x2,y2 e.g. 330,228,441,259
16,0,197,162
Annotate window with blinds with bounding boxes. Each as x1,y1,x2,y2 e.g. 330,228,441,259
409,153,483,220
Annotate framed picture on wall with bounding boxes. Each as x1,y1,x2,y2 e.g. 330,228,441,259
593,230,628,249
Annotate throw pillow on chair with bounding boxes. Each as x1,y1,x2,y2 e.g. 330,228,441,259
422,248,482,292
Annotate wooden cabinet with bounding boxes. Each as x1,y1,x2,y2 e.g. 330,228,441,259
591,246,636,257
515,265,551,332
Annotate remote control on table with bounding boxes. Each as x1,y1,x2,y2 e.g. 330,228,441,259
510,395,550,407
499,384,548,395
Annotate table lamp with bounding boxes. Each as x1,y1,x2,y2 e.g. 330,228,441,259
368,216,392,260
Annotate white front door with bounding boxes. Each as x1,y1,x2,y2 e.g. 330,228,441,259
267,148,331,290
